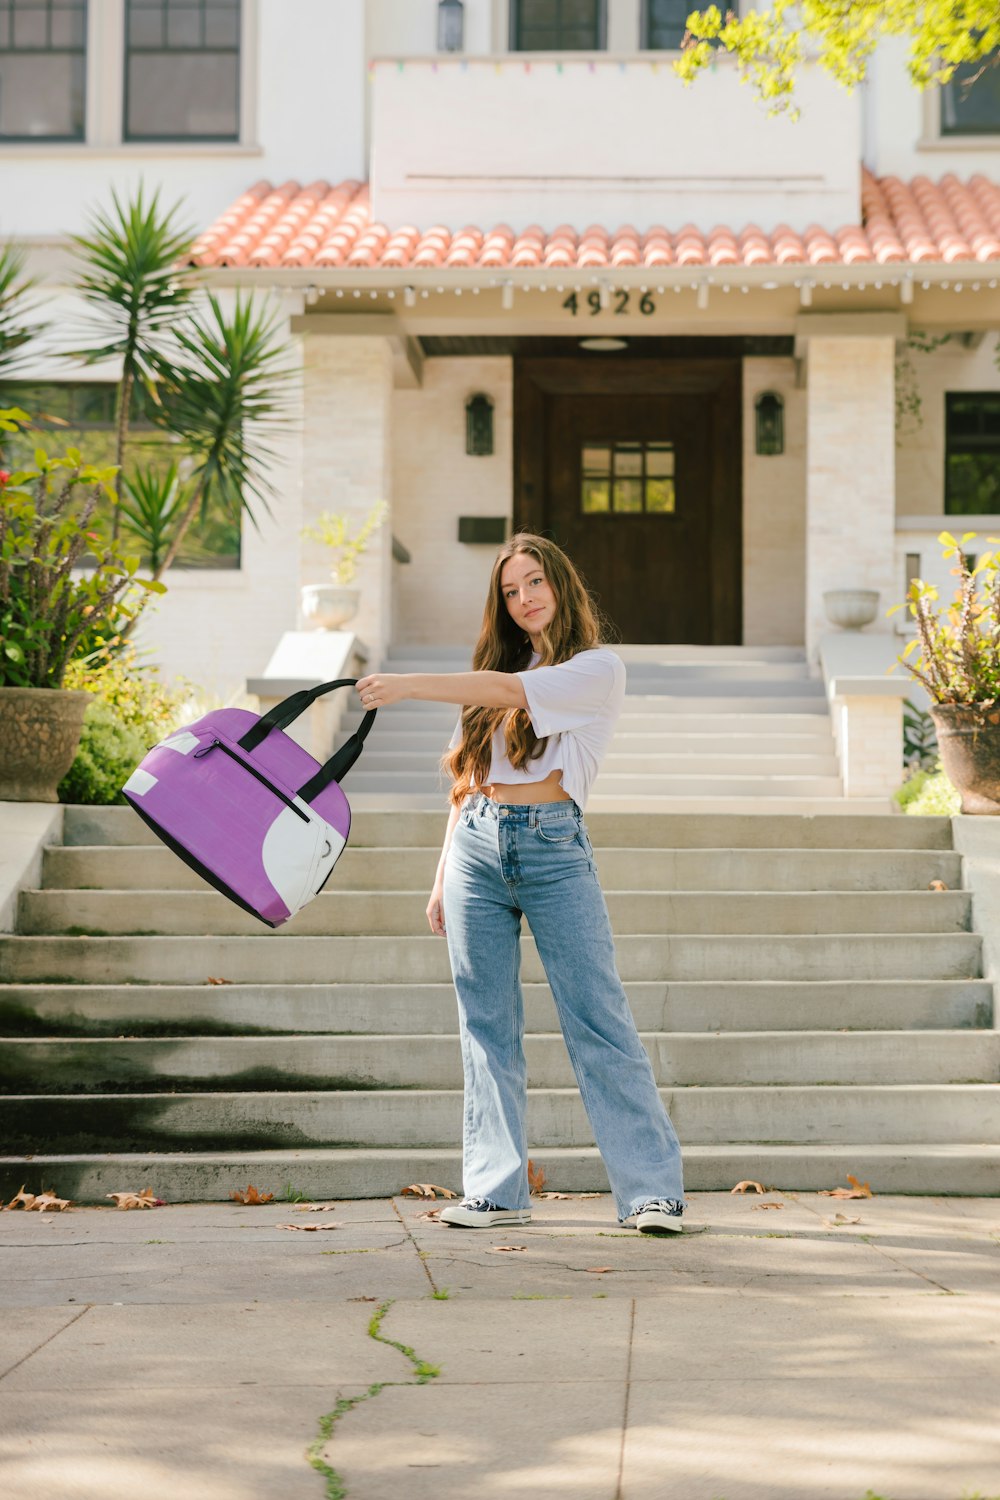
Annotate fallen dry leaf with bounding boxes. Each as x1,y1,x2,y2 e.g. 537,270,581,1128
527,1160,547,1195
401,1183,458,1200
537,1192,575,1200
348,1295,378,1302
490,1244,527,1253
27,1190,71,1213
293,1202,339,1213
230,1185,274,1205
731,1180,767,1195
577,1193,602,1200
207,976,233,985
826,1213,862,1226
751,1202,783,1211
276,1222,340,1232
928,880,949,891
586,1266,616,1275
2,1185,38,1211
416,1209,442,1221
107,1188,164,1210
818,1175,874,1200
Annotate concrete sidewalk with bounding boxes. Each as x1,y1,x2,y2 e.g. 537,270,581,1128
0,1189,997,1500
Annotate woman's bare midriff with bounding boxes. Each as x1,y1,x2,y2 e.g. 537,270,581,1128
483,768,572,805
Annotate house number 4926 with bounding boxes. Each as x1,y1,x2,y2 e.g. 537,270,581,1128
562,290,656,316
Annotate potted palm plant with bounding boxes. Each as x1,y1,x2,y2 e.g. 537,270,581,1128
300,500,388,629
895,529,1000,814
0,413,164,801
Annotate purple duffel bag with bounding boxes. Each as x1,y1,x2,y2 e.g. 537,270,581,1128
121,678,376,928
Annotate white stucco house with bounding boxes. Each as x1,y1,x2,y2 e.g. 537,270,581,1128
3,0,1000,713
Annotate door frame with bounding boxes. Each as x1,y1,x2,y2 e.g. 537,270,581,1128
513,355,744,644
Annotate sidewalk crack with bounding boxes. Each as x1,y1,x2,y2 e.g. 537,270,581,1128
615,1296,636,1500
307,1298,441,1499
0,1303,91,1384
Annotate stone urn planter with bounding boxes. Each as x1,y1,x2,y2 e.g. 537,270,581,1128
300,583,360,631
0,687,91,802
823,589,880,630
930,703,1000,815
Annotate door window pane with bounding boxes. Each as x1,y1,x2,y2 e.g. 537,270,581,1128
945,394,1000,514
580,440,676,514
941,54,1000,136
124,0,240,141
513,0,604,51
0,0,86,140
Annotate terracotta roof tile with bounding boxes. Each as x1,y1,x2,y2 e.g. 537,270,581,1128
187,168,1000,273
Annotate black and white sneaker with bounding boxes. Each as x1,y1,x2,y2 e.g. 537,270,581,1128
631,1198,685,1235
439,1196,532,1228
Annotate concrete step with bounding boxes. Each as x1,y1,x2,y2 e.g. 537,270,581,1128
358,751,843,777
4,1142,997,1202
2,1084,997,1153
0,933,981,984
350,731,838,756
347,794,893,816
60,807,954,851
42,846,964,894
2,979,989,1037
345,773,847,798
341,693,830,726
384,644,809,664
4,1031,996,1094
7,1140,1000,1200
17,889,973,939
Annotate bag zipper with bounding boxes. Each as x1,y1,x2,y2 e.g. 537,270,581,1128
193,738,310,823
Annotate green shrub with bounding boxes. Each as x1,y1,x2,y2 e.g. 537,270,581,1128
893,764,961,816
58,647,191,805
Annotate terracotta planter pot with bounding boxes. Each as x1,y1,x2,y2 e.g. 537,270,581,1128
0,687,91,802
930,702,1000,815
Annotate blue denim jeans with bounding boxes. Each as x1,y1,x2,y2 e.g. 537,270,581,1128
442,792,685,1220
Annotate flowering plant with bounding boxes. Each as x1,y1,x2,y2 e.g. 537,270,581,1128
893,530,1000,705
301,500,388,586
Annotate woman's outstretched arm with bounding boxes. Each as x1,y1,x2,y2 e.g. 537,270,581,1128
356,671,528,711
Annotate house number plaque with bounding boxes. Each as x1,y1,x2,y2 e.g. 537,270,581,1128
562,291,657,316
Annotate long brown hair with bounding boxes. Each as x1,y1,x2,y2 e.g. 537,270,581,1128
445,533,605,806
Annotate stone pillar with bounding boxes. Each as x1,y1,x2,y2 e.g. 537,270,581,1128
302,336,394,668
803,319,901,664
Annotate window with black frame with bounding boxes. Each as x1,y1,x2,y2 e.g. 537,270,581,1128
124,0,240,142
0,0,87,141
945,393,1000,516
1,383,242,568
642,0,691,50
941,52,1000,135
511,0,605,52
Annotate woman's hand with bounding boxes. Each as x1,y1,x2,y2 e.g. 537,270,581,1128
355,673,411,710
426,878,446,936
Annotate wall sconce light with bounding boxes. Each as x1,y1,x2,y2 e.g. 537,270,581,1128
465,393,494,455
437,0,464,52
754,391,784,455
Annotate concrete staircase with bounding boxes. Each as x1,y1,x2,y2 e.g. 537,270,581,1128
342,644,869,812
1,804,998,1201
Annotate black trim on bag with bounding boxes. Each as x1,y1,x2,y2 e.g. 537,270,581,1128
193,738,310,823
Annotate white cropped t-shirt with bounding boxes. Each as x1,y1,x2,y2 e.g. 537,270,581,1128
448,647,626,810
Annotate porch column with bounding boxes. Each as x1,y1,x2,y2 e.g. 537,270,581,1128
302,335,394,666
802,315,902,663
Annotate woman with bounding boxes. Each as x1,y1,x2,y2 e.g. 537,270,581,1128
355,533,686,1235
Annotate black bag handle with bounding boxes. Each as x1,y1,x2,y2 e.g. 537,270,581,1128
237,678,377,802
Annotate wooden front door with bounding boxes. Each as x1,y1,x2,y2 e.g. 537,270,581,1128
514,357,742,643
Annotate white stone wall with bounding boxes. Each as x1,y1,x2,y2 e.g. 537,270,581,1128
804,336,897,661
865,34,1000,183
831,694,903,802
896,333,1000,518
742,357,807,646
391,357,513,648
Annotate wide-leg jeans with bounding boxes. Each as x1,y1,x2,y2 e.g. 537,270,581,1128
442,792,685,1220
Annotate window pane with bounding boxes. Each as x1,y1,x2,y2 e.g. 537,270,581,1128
51,2,86,46
204,1,238,47
581,478,610,513
645,0,688,49
126,52,238,137
0,52,84,137
946,394,1000,514
613,478,643,513
12,4,47,48
646,477,675,513
166,2,202,48
128,2,163,46
581,444,611,474
646,442,674,476
613,444,642,476
515,0,602,50
941,55,1000,135
946,454,1000,514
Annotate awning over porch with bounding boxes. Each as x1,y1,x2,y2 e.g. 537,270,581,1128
187,168,1000,274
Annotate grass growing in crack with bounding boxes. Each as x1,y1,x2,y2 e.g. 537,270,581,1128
279,1182,310,1202
430,1287,450,1300
307,1298,441,1498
